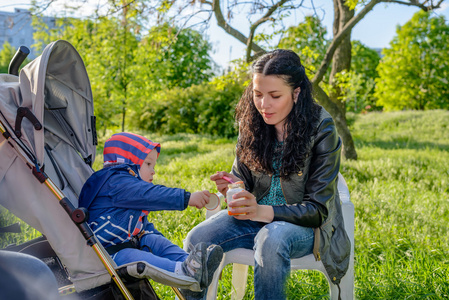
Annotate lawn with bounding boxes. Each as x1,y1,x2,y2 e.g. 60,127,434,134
1,110,448,299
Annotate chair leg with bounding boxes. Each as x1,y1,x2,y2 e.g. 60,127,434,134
331,261,354,300
230,263,249,300
206,259,226,300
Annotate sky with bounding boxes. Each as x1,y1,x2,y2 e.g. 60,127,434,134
1,0,449,68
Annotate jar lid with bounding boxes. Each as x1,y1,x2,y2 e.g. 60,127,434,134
228,181,245,189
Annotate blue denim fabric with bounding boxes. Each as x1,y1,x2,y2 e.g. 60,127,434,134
184,210,314,300
113,232,189,272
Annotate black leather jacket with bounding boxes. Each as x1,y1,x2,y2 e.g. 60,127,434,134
231,108,351,285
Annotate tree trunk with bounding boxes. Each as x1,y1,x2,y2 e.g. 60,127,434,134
313,83,357,160
327,0,357,160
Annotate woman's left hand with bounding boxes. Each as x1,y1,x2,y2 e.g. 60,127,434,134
228,190,274,223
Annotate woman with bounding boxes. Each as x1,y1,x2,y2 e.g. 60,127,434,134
184,49,351,300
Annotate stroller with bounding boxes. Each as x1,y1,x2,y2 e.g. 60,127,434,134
0,40,200,300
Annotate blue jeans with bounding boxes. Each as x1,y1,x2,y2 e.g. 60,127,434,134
184,210,314,300
113,232,189,272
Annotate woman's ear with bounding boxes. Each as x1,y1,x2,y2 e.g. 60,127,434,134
293,87,301,103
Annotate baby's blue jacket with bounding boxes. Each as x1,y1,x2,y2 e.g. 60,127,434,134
78,164,189,247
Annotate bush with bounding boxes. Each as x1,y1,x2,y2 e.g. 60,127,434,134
136,66,248,137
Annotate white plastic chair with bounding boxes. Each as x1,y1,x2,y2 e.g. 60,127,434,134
205,173,354,300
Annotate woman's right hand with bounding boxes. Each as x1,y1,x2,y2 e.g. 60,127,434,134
210,171,240,197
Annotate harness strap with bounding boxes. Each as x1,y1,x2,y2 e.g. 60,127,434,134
106,236,140,256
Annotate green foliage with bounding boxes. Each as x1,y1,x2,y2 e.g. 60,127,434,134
123,22,216,132
32,10,215,133
278,15,328,76
1,111,449,298
135,64,247,137
375,11,449,111
132,23,214,91
349,41,380,112
278,17,380,113
0,42,15,74
322,41,380,113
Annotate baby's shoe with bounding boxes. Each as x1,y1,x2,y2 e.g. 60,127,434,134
181,242,207,288
205,244,223,287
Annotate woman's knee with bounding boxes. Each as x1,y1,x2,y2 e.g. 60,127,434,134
254,223,288,255
254,222,313,256
184,220,213,250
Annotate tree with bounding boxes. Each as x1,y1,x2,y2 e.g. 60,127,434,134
128,22,215,130
375,11,449,110
278,18,380,113
330,41,380,113
30,0,445,158
278,15,329,74
172,0,444,160
349,41,380,112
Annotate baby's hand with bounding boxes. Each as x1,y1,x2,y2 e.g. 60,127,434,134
188,191,211,209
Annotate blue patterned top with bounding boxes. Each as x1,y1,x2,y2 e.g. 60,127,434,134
258,141,287,206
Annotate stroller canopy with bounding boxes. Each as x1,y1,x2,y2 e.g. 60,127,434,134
1,39,96,170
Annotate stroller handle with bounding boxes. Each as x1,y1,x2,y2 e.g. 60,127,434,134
8,46,30,76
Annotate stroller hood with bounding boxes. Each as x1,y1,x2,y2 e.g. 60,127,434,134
1,39,96,168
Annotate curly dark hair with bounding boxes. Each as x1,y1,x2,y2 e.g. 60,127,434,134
235,49,321,178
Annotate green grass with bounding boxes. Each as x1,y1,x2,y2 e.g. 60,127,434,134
1,110,449,299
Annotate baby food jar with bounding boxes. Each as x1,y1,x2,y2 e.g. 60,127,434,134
226,181,245,216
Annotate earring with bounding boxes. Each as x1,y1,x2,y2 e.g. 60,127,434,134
294,87,301,103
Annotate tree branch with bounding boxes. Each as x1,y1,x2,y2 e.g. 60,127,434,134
312,0,381,85
246,0,289,60
383,0,443,11
212,0,265,55
312,0,443,85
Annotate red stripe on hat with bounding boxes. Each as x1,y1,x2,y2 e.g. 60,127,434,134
124,133,161,157
109,134,154,155
104,146,144,165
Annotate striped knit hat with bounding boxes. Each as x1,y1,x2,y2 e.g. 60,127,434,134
103,132,160,167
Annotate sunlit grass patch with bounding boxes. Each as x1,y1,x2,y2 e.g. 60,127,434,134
1,110,448,299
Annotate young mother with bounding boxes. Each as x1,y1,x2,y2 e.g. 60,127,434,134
184,49,351,300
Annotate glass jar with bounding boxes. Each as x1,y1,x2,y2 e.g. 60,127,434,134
226,181,245,216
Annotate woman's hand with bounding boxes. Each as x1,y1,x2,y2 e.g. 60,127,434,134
188,191,211,209
228,190,274,223
210,172,241,197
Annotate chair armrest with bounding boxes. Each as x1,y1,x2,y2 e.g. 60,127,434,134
337,173,351,204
